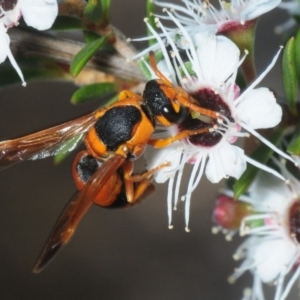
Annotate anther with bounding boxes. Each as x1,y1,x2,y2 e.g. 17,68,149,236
185,227,190,233
211,226,219,234
233,253,240,261
227,276,235,284
225,234,232,241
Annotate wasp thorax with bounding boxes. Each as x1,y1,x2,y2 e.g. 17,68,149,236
289,201,300,244
179,88,233,147
0,0,17,11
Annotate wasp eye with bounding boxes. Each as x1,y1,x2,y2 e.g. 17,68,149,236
162,104,189,124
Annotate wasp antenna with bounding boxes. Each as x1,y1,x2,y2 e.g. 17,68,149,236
149,51,173,87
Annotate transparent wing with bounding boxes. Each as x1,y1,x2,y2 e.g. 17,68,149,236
0,111,96,169
33,155,125,273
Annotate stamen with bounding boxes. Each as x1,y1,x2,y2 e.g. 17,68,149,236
183,154,207,229
167,175,175,227
141,20,174,75
279,254,300,300
242,122,296,165
243,154,286,182
174,159,185,208
154,18,192,81
235,47,283,105
5,35,26,86
165,11,203,80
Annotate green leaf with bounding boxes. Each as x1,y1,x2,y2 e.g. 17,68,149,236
294,29,300,85
51,15,82,30
84,0,102,23
71,83,117,104
70,35,109,77
146,0,156,46
282,37,298,115
84,31,102,43
233,130,283,199
288,123,300,155
54,134,84,165
83,31,114,51
100,0,111,25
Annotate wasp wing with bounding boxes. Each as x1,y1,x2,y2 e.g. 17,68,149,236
33,155,125,273
0,111,96,168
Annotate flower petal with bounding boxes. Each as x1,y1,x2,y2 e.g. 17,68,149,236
254,238,297,283
205,144,246,183
20,0,58,30
0,25,9,63
248,172,291,212
236,87,282,129
239,0,281,23
195,35,240,84
145,143,182,183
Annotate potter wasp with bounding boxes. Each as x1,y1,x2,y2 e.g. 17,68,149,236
0,52,219,272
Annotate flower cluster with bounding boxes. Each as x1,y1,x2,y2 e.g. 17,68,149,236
213,164,300,300
133,1,293,231
3,0,300,298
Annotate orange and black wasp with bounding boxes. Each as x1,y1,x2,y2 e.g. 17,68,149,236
0,52,219,272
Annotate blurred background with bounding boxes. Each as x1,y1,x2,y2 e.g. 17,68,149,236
0,1,293,299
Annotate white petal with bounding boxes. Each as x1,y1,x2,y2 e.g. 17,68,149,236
0,24,9,63
240,0,281,22
236,87,282,129
205,143,246,183
20,0,58,30
145,143,182,183
196,35,240,84
0,23,25,84
254,238,297,283
248,172,291,211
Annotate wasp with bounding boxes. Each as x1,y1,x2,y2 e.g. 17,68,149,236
0,52,218,272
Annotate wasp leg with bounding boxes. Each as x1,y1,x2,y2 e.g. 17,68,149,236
148,128,210,148
122,161,170,204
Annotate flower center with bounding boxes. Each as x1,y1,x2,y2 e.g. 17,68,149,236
0,0,17,11
289,201,300,244
178,88,232,147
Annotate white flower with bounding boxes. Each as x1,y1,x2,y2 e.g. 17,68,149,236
227,167,300,300
0,0,58,85
133,0,280,57
155,0,281,26
143,17,293,231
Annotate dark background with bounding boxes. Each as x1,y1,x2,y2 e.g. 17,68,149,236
0,1,293,299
